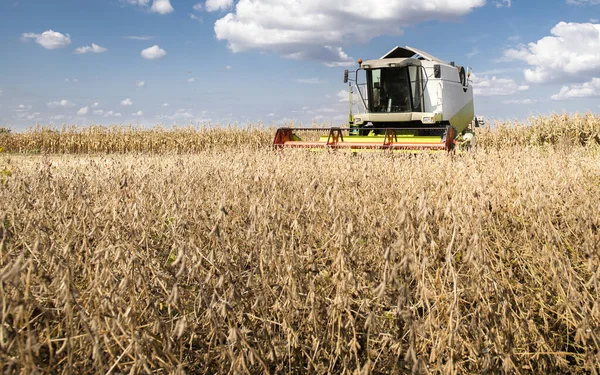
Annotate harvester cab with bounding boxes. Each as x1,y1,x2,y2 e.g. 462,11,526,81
274,46,476,151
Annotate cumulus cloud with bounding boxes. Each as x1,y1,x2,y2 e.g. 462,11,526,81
121,98,133,106
213,0,484,66
124,35,153,40
136,80,146,87
206,0,233,12
92,102,100,108
337,89,361,103
190,13,202,21
192,2,203,11
74,43,107,54
77,106,89,116
162,103,169,107
104,111,122,117
123,0,173,14
151,0,174,14
47,99,75,108
141,45,166,59
551,77,600,100
472,74,529,96
22,30,71,49
93,110,104,115
504,22,600,83
133,111,144,116
123,0,150,5
493,0,511,7
188,77,196,83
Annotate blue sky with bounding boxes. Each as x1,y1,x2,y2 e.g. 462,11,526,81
1,0,600,130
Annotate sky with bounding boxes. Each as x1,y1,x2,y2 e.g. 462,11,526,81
1,0,600,130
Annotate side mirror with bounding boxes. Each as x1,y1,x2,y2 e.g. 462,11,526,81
343,70,349,83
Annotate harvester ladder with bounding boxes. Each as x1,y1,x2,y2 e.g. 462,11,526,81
383,129,398,147
326,128,344,147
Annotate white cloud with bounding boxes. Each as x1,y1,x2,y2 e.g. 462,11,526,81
93,110,104,115
503,99,537,104
123,0,150,5
121,98,133,106
188,77,196,83
74,43,107,54
51,115,66,120
169,109,194,120
26,112,41,121
47,99,75,108
16,104,32,111
337,89,361,103
151,0,174,14
206,0,233,12
471,74,529,96
124,35,153,40
141,45,167,60
225,65,232,70
162,103,169,107
192,2,203,11
77,106,89,116
213,0,485,65
92,102,99,108
22,30,71,49
104,110,122,117
296,78,323,84
189,13,202,21
551,77,600,100
266,113,275,117
136,80,145,87
493,0,511,7
466,48,480,59
286,46,354,67
65,78,79,83
504,22,600,83
133,111,144,116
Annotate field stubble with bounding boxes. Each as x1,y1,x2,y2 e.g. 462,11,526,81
0,115,600,374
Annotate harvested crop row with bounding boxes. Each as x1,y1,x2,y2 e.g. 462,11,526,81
1,147,599,374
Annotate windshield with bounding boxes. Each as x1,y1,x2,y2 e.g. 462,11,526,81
367,66,422,113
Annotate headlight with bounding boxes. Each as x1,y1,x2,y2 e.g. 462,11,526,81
421,116,435,124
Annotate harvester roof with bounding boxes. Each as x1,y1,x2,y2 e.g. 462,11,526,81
360,57,421,70
380,46,446,63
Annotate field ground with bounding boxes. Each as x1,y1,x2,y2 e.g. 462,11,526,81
1,115,600,374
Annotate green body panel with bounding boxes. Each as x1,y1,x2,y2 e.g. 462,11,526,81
449,99,475,134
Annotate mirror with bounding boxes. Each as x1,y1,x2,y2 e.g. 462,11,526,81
344,70,349,83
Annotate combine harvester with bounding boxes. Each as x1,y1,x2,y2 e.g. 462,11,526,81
273,46,478,151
